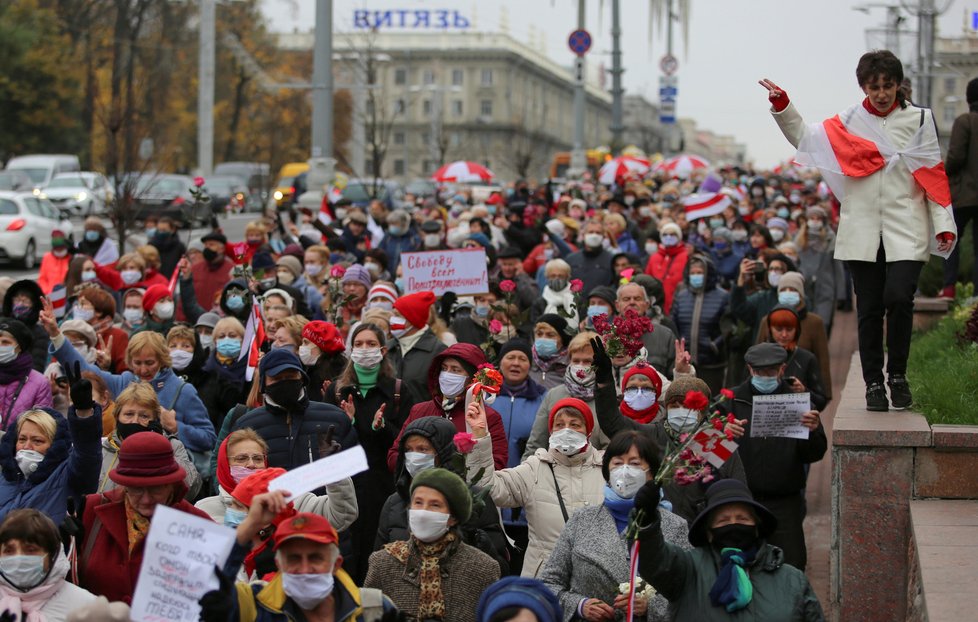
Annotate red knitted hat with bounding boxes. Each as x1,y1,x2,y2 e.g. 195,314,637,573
548,397,594,435
273,512,339,551
302,321,345,354
231,467,287,507
621,361,662,398
108,431,186,487
394,291,436,329
142,284,170,313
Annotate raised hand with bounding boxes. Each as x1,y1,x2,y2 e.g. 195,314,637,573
758,78,789,111
465,399,488,438
318,425,342,458
177,257,192,279
674,338,692,375
589,336,613,385
340,395,355,421
371,403,387,431
66,362,94,411
95,334,113,369
38,297,60,338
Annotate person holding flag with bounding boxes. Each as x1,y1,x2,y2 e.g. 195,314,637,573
761,49,957,412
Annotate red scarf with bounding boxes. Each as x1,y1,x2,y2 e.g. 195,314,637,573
620,400,659,425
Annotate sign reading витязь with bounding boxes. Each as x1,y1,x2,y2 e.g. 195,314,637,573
400,248,488,296
353,9,470,29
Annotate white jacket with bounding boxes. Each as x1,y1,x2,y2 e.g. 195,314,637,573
467,435,605,578
773,102,956,262
194,477,359,530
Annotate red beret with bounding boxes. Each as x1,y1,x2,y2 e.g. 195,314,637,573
302,321,345,354
142,284,170,312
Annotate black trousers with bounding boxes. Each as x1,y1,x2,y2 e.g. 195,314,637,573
847,245,924,385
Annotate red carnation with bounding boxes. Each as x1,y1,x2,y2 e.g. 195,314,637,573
499,279,516,293
712,418,724,431
488,319,503,334
720,388,735,400
683,390,709,411
453,432,476,454
569,279,584,293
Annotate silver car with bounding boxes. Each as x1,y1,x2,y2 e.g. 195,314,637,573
0,192,75,268
40,172,113,216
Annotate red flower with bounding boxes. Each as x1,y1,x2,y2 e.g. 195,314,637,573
726,413,736,423
569,279,584,293
329,265,346,278
453,432,476,454
725,429,735,441
488,319,502,334
499,279,516,293
720,388,735,400
193,176,205,188
683,390,709,411
712,418,724,431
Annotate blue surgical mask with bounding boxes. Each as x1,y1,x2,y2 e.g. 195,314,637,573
81,270,96,282
404,451,436,476
223,507,247,528
689,273,705,289
587,305,608,319
226,295,245,311
0,554,47,590
534,338,558,358
777,207,790,218
751,375,780,394
84,230,100,242
709,218,724,230
487,205,497,215
0,346,16,365
474,305,490,318
216,337,242,358
660,234,679,247
395,277,405,292
778,291,801,307
145,228,157,239
388,225,404,236
666,407,698,433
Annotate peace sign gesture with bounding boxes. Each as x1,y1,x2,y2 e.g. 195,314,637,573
758,78,789,111
38,297,60,339
95,333,114,370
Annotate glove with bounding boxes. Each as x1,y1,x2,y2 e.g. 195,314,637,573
769,86,790,112
65,361,94,411
633,480,662,517
198,566,235,622
589,336,613,385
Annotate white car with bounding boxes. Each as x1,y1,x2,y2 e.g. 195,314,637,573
0,191,75,268
40,172,113,215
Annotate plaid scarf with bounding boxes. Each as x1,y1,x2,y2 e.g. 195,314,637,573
384,532,458,620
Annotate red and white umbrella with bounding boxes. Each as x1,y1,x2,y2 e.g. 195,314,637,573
431,161,495,183
598,155,652,185
654,154,711,178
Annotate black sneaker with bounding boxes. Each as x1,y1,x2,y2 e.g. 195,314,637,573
888,375,912,410
866,382,889,412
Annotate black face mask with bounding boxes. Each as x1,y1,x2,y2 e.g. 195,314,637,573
264,379,307,412
202,248,220,263
117,419,164,441
710,523,758,551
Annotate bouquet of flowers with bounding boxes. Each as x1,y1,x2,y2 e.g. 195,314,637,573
591,309,653,360
619,579,656,601
471,363,502,405
654,388,738,486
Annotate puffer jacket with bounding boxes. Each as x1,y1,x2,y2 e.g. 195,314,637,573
946,108,978,207
98,429,200,499
467,434,605,578
1,280,51,371
645,243,688,314
637,510,825,622
670,254,730,366
0,406,101,525
0,369,52,431
386,343,508,472
773,101,955,262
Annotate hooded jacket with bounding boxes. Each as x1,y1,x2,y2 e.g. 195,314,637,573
385,343,508,472
670,254,730,367
0,406,102,525
1,280,51,371
180,277,253,325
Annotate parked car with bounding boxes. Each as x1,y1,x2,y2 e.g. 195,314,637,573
341,178,404,210
40,172,113,216
203,175,248,214
0,192,75,268
5,154,80,190
0,171,34,192
214,161,270,210
128,174,201,226
270,162,309,209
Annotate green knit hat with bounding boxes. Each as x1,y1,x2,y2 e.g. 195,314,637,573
410,467,472,524
662,376,712,408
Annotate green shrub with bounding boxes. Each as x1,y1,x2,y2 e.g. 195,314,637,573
918,226,974,296
908,302,978,424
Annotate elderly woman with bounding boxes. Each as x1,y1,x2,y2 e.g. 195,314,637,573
365,468,501,622
97,382,199,499
528,314,573,390
540,430,690,622
633,478,824,621
72,286,129,373
338,265,372,334
494,339,547,469
532,260,576,320
78,432,212,604
1,280,51,372
41,302,216,465
0,390,101,525
197,317,250,430
300,320,348,401
269,315,308,354
466,398,605,577
0,319,52,432
0,509,96,618
93,252,157,293
133,284,176,335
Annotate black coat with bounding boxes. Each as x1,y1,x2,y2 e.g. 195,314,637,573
197,353,250,431
784,347,829,411
306,353,348,402
386,330,446,400
566,248,615,301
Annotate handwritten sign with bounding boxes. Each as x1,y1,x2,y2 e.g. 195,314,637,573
750,392,811,440
130,506,236,622
269,445,369,501
690,428,739,469
400,248,488,296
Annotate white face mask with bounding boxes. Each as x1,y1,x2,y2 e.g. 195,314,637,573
298,345,319,365
277,270,296,286
154,301,175,320
565,364,595,387
305,264,323,276
123,308,143,325
584,233,604,249
351,347,384,369
549,427,588,456
409,508,451,543
623,387,657,411
645,242,658,256
15,450,44,478
770,228,785,242
169,349,193,371
404,451,435,476
0,346,17,365
807,219,823,231
0,554,47,590
72,343,96,364
367,299,394,311
199,334,214,349
666,407,699,433
610,464,648,499
424,233,441,247
767,271,782,288
281,571,335,611
73,306,95,322
438,371,468,397
120,269,141,285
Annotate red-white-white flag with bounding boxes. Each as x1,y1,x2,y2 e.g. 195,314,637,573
682,192,731,221
690,428,739,469
49,285,67,320
240,299,266,382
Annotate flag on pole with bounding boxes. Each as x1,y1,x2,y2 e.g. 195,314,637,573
241,299,266,382
49,285,67,319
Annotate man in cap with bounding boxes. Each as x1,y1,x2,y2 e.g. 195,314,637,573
341,210,370,262
719,342,826,571
495,246,539,311
419,220,445,251
202,490,398,622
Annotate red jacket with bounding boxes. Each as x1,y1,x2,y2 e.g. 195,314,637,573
644,244,688,314
190,256,234,311
38,252,71,294
385,343,509,472
79,487,213,604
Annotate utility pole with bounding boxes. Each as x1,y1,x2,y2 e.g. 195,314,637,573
569,0,587,176
197,0,215,177
298,0,336,211
609,0,624,155
917,0,937,108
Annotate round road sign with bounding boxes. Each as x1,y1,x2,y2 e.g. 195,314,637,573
568,29,592,56
660,54,679,76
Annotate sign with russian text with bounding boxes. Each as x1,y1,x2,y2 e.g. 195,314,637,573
750,392,811,440
400,248,488,296
130,506,236,622
353,8,470,29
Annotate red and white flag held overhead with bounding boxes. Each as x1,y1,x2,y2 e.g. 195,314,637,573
682,192,731,221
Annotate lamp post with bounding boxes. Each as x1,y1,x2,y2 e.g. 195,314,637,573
298,0,336,211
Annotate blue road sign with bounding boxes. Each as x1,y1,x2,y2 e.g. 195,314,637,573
568,29,592,56
659,87,678,98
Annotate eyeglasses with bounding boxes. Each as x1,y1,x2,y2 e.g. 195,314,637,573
125,484,170,499
230,454,266,466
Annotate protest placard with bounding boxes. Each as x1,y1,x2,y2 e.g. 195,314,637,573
690,428,739,469
400,248,488,296
130,505,236,622
269,445,369,501
750,392,811,440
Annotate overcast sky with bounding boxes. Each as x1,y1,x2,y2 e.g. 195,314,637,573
261,0,977,168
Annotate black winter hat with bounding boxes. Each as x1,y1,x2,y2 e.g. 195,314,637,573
586,285,617,308
535,313,574,348
496,338,532,365
0,318,33,353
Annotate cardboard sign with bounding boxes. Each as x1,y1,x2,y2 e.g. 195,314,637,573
690,428,739,469
130,506,236,622
268,445,369,502
400,248,488,296
750,392,812,440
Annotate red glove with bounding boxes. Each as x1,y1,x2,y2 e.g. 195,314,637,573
770,88,790,112
937,232,956,244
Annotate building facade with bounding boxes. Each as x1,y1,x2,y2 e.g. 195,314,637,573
931,36,978,149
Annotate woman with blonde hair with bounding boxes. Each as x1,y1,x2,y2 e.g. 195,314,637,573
98,382,200,498
133,245,168,288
